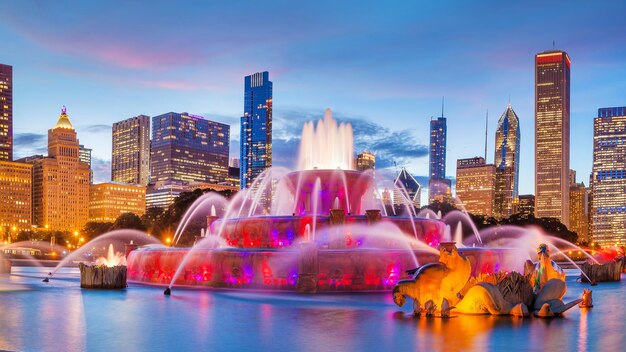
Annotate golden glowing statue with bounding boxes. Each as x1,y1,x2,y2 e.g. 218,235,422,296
393,242,581,318
393,244,471,314
527,243,566,294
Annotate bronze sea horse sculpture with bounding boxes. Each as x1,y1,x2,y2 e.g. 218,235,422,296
393,243,471,315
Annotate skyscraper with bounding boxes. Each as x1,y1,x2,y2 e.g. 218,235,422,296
535,50,570,226
240,71,272,189
429,114,447,204
569,181,588,244
591,107,626,246
0,160,32,235
455,157,496,217
30,107,90,231
79,144,93,184
112,115,150,186
517,195,535,217
355,151,375,172
0,64,12,161
494,104,521,218
393,167,421,209
151,112,229,184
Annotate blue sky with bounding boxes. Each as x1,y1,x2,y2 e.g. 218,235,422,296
1,1,625,203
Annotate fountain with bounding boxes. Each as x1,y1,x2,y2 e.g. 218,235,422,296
127,109,465,292
79,244,128,289
125,109,582,296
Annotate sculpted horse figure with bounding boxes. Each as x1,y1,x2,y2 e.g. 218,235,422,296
393,244,471,314
526,243,566,294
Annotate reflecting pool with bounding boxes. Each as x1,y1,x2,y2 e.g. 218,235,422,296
0,268,623,351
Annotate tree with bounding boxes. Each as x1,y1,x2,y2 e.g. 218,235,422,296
82,221,114,240
109,213,146,231
147,187,235,245
503,213,577,244
423,201,458,218
141,207,164,234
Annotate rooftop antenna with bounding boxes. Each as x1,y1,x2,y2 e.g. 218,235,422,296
553,40,556,49
441,97,445,118
484,109,488,161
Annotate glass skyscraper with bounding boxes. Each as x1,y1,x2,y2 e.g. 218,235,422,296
494,104,520,218
591,107,626,246
535,50,570,226
240,71,272,189
393,167,421,209
151,112,229,184
0,64,12,161
428,116,447,203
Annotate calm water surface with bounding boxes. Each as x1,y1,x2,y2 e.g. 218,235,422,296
0,267,624,352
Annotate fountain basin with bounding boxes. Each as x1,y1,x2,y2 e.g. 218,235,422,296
79,263,127,289
213,215,444,248
580,259,624,282
127,247,520,292
0,256,10,274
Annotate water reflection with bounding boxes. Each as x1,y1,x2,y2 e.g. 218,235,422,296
0,268,624,351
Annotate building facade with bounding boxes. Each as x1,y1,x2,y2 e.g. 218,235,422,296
225,167,240,189
393,167,421,209
494,105,520,218
0,161,32,236
30,108,90,232
455,157,496,217
112,115,151,185
569,182,588,244
0,64,12,161
516,195,535,216
429,116,447,203
240,71,272,189
355,151,375,172
89,183,146,222
591,107,626,246
146,180,237,209
151,112,229,184
535,50,571,226
79,144,93,184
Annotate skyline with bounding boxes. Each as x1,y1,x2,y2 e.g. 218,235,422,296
1,1,626,203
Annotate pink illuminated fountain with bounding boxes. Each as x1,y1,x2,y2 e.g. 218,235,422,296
127,109,518,293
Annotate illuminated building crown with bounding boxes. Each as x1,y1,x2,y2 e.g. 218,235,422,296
54,105,74,130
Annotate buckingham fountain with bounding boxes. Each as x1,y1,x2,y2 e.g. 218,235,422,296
125,109,565,304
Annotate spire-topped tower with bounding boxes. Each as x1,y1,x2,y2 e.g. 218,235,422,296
494,104,521,218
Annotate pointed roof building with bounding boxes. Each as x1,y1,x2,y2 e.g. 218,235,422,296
393,167,421,208
494,104,521,218
54,106,74,130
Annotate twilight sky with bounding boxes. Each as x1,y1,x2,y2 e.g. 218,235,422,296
1,1,625,203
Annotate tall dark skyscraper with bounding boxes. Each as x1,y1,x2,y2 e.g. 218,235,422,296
428,114,448,203
535,50,570,226
240,71,272,189
151,112,229,184
494,104,521,218
0,64,12,161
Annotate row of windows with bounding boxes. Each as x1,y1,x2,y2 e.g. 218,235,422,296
596,170,626,180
